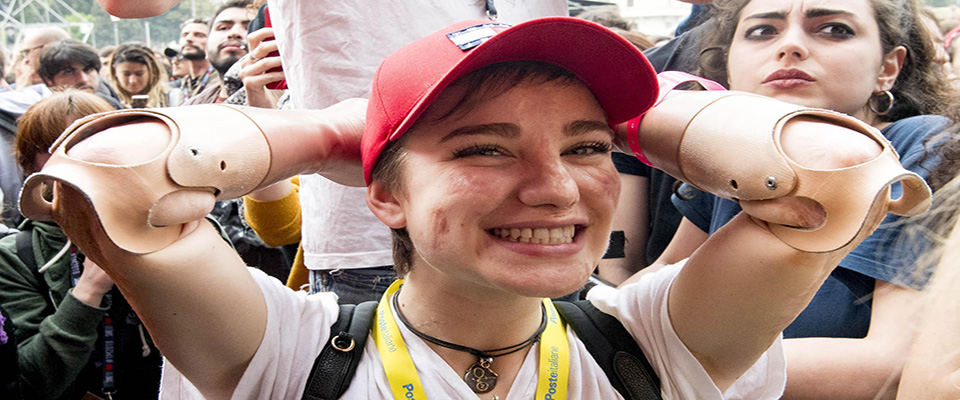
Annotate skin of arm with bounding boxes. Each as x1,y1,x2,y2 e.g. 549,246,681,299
96,0,180,18
56,184,265,400
896,215,960,399
70,259,115,307
622,152,923,397
42,100,367,399
648,93,887,390
782,281,922,399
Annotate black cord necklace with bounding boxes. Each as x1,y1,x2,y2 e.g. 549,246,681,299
392,289,547,394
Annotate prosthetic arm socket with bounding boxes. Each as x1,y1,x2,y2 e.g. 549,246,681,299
19,104,352,254
637,91,931,252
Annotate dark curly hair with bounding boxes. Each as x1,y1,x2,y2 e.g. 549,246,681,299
697,0,959,123
697,0,960,191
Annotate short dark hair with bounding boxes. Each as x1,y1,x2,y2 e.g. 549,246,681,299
211,0,254,28
180,17,209,31
36,39,100,83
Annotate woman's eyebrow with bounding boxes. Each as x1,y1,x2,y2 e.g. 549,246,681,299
743,8,853,21
743,11,787,21
805,8,854,19
565,120,614,138
439,123,520,143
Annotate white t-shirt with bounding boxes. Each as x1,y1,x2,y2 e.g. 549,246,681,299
269,0,569,270
160,262,786,399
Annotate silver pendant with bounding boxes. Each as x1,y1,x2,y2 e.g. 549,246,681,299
464,357,498,393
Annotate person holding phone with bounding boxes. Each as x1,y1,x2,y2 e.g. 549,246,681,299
236,25,285,110
108,44,169,108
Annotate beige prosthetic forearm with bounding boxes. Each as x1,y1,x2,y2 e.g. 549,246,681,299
20,104,363,254
637,91,931,252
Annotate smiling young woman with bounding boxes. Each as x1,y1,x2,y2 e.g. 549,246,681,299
17,17,930,400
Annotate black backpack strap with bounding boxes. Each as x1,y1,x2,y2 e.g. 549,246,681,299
555,300,662,400
301,301,378,400
15,230,36,273
14,230,50,310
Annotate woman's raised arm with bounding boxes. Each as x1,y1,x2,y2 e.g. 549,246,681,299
21,100,367,399
634,90,930,390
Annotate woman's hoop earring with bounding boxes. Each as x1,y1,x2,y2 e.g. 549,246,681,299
869,90,895,116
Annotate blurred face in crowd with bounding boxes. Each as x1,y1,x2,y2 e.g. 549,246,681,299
99,53,113,78
13,28,69,89
179,22,209,61
919,13,952,78
206,7,251,73
43,62,99,93
16,39,50,87
725,0,903,122
113,61,149,94
170,55,188,79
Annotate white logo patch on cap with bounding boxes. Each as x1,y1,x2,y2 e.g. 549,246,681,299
447,23,511,51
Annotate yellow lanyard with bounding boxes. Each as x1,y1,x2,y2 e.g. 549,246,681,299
373,280,569,400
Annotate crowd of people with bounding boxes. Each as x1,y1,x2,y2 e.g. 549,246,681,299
0,0,958,399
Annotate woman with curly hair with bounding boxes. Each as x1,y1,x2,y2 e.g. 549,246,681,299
637,0,959,397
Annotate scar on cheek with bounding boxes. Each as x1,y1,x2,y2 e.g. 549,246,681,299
431,208,448,249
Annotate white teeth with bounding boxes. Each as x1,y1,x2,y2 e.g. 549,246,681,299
491,225,576,244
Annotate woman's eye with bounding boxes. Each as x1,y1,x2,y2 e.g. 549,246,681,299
744,24,778,39
453,144,506,158
565,141,612,156
817,23,854,39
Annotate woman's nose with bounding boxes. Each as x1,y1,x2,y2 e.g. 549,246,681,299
776,28,809,61
516,157,579,210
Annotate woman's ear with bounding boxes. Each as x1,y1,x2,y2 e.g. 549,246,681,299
877,45,907,92
366,180,406,229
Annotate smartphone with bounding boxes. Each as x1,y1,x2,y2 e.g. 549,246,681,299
131,94,149,108
262,6,287,90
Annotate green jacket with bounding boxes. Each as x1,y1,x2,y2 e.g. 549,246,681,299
0,220,162,400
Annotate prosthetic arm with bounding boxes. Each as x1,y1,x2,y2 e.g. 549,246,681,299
20,102,364,254
629,76,930,253
620,74,932,389
19,96,928,257
15,88,930,396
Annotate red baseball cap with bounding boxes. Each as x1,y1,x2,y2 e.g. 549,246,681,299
362,17,659,184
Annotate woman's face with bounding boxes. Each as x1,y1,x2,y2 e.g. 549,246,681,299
114,61,150,94
726,0,903,122
378,79,619,298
